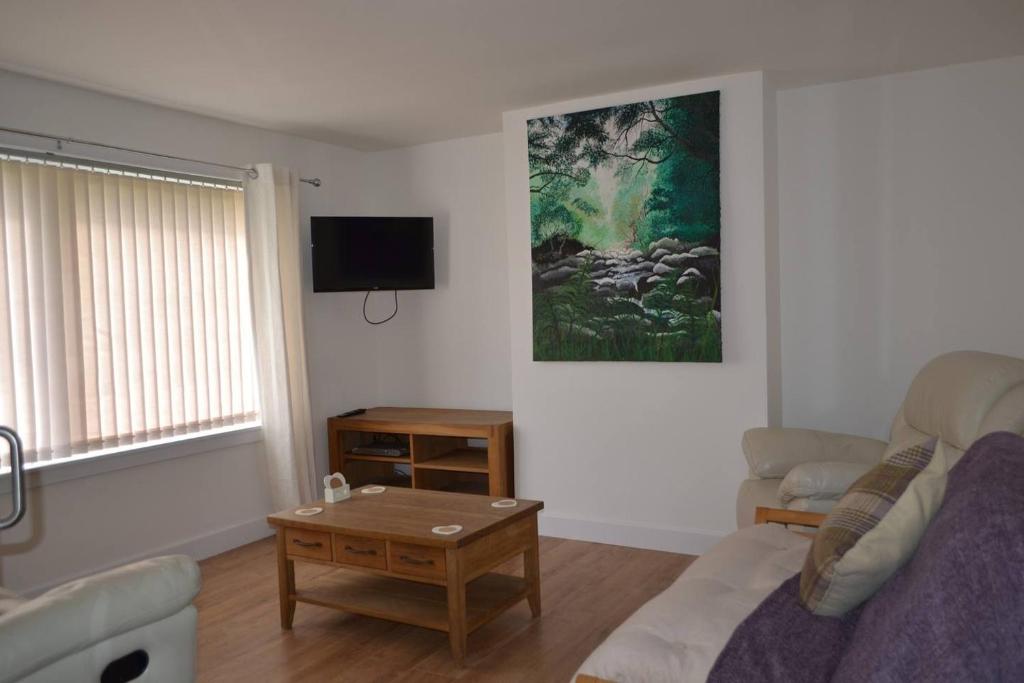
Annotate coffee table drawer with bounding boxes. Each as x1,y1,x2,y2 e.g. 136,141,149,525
333,534,388,570
285,528,332,561
389,542,446,580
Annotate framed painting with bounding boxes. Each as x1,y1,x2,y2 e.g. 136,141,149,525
529,90,721,362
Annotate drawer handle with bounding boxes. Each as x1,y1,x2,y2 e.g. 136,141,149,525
344,545,377,556
292,539,323,549
399,554,434,566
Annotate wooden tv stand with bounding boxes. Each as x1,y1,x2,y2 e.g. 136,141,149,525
327,407,514,497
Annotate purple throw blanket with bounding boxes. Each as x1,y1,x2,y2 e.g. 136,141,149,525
709,432,1024,683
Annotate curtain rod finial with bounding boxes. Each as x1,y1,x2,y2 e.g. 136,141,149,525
246,167,259,179
300,177,321,187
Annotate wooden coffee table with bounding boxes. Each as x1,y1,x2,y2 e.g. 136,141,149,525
267,486,544,664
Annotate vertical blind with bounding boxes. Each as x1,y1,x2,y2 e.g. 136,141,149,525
0,154,259,468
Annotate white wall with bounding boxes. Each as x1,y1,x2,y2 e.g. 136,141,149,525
350,134,512,409
778,56,1024,439
502,72,776,552
0,69,372,592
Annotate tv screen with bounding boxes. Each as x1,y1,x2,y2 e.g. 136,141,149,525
311,216,435,292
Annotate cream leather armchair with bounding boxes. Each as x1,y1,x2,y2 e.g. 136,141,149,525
0,555,200,683
737,351,1024,526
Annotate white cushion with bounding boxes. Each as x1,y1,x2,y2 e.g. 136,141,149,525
779,461,874,503
0,588,23,617
576,524,809,683
785,497,839,514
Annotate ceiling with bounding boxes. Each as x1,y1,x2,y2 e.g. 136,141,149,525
1,1,1022,150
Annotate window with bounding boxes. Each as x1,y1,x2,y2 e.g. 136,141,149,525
0,152,259,470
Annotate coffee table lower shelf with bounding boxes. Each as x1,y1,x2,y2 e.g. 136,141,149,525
295,569,529,633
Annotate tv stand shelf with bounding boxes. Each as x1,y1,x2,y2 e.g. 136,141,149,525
343,452,413,465
415,447,489,473
328,407,514,497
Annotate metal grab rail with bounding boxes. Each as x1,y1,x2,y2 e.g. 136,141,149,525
0,426,26,530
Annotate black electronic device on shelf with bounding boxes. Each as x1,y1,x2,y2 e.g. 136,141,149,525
350,441,411,458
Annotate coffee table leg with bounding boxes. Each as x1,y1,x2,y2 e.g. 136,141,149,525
445,547,467,665
525,517,542,618
276,529,296,629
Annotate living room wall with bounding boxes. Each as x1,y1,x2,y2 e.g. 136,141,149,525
502,72,779,551
350,134,512,410
777,56,1024,440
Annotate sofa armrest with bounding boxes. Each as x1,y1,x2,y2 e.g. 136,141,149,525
0,555,200,683
742,427,887,478
778,460,873,505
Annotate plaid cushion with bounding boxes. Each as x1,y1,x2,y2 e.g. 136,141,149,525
800,438,939,613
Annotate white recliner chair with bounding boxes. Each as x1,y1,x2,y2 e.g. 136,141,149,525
0,555,201,683
737,350,1024,526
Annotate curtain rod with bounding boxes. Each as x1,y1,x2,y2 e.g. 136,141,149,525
0,125,322,187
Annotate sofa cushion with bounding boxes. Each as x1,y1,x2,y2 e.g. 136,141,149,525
779,460,874,503
0,588,23,617
800,438,946,616
575,524,809,683
900,350,1024,451
831,431,1024,682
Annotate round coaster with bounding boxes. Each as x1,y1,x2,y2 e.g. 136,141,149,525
432,524,463,536
491,499,518,508
295,507,323,516
361,485,386,494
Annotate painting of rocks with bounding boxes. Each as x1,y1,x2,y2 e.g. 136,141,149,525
529,90,721,362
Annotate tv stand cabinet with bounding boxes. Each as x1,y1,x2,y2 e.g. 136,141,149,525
327,407,514,497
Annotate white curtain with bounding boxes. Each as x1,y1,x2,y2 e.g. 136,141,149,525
244,164,315,509
0,155,259,468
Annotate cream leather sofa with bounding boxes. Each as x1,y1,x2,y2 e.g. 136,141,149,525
0,555,201,683
736,351,1024,526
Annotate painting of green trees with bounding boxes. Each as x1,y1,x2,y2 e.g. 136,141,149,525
529,90,721,362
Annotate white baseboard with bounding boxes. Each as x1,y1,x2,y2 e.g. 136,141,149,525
539,513,727,556
23,515,274,597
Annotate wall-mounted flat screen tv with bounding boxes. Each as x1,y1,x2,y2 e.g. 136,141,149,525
311,216,435,292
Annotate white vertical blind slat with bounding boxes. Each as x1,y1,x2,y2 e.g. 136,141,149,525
23,167,48,459
0,166,11,469
9,167,37,455
224,193,241,417
0,158,258,464
57,169,83,459
211,190,229,421
132,179,156,435
38,166,65,461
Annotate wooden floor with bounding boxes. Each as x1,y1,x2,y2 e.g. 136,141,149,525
196,535,694,682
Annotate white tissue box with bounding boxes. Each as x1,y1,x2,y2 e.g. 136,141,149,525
324,472,351,503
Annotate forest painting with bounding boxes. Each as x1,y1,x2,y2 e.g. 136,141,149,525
529,90,720,362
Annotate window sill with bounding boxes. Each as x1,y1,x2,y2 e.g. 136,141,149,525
0,422,263,491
